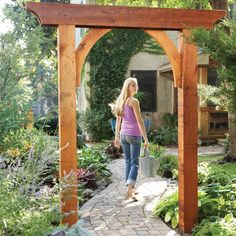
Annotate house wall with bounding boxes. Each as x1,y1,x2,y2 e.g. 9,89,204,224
126,52,174,130
77,63,90,112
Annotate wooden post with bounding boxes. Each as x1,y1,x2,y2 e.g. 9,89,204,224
58,25,78,226
178,29,198,233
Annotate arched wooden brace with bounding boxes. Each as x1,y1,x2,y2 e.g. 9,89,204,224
75,28,111,87
75,29,181,88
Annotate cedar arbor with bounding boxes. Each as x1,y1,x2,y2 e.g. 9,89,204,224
26,2,225,233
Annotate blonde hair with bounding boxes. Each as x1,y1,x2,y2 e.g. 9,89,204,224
114,77,137,117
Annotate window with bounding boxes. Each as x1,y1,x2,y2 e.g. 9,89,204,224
207,68,219,87
209,112,228,130
130,70,157,112
207,68,219,107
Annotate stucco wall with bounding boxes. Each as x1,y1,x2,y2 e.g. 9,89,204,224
126,52,174,130
77,63,90,112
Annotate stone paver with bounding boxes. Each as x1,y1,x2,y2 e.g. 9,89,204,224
80,158,180,236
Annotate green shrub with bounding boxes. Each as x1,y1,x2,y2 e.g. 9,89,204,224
149,143,165,158
193,214,236,236
162,113,178,128
153,192,179,228
198,163,231,186
1,128,57,168
158,155,178,178
78,147,112,179
79,109,112,141
149,127,178,146
34,112,58,136
0,146,62,235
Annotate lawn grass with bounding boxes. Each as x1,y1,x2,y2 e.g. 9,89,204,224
198,155,223,163
198,155,236,178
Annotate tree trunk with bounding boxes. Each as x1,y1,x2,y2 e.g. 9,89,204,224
227,111,236,160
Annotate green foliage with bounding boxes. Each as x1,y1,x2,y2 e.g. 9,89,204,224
79,108,111,141
0,0,59,150
192,19,236,112
34,111,58,136
198,163,231,186
95,0,211,9
148,113,178,146
153,192,179,228
0,142,62,236
78,147,112,179
193,216,236,236
157,154,178,178
153,159,236,234
149,143,165,159
149,127,178,146
0,127,58,164
162,112,178,128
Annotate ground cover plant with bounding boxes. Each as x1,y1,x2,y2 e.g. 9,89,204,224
153,154,236,235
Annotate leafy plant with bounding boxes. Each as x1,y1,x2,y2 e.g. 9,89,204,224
79,108,111,141
0,145,62,235
193,215,236,236
149,143,165,159
198,163,231,186
104,140,123,159
153,192,179,228
162,113,178,128
77,168,96,189
77,147,112,179
149,127,178,146
157,155,178,178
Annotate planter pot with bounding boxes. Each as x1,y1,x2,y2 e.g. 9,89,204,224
139,155,160,178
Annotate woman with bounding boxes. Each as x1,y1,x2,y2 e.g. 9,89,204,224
114,77,149,199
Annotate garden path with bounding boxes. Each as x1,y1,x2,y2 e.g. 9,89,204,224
79,144,225,235
80,158,180,236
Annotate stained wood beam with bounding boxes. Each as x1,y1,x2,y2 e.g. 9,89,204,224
26,2,225,30
178,29,198,233
58,25,78,226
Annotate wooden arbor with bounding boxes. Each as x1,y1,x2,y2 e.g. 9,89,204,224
26,2,225,233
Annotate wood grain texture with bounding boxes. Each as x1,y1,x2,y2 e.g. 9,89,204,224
26,2,225,30
178,29,198,233
58,25,78,226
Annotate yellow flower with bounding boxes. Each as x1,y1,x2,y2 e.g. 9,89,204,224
6,148,21,157
23,142,31,151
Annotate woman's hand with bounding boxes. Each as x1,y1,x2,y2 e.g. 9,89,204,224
115,139,121,148
144,140,150,149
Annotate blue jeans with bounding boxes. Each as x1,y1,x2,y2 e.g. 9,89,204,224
120,134,141,187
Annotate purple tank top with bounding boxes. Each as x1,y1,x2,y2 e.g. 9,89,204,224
120,104,141,137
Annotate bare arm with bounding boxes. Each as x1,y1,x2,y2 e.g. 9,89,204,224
130,98,149,147
115,116,122,147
